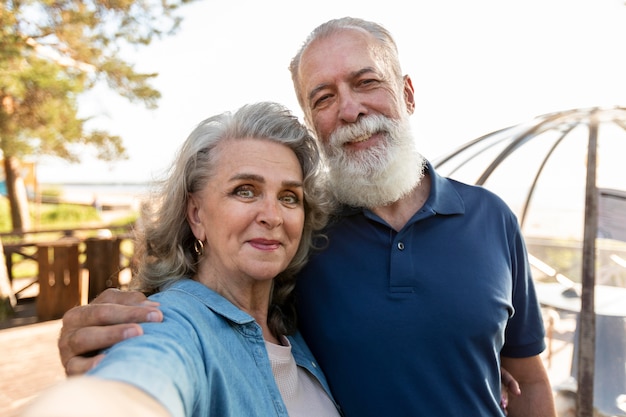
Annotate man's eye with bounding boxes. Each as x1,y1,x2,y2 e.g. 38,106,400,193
359,78,378,87
313,94,332,109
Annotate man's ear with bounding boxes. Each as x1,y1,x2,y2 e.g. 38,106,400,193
403,74,416,114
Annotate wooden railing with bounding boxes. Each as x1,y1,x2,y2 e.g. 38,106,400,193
2,225,134,320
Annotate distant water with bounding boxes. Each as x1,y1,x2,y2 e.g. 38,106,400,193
43,182,152,195
39,182,153,208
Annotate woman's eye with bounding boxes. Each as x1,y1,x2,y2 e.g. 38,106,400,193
281,194,300,205
234,187,255,198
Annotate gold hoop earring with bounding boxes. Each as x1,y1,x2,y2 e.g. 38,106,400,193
193,239,204,256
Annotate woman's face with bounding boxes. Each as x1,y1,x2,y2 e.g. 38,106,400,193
187,137,305,285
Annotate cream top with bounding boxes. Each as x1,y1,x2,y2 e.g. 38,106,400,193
265,337,340,417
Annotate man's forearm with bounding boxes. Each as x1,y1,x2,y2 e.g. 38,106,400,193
506,380,556,417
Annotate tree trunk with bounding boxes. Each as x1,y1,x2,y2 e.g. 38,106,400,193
0,239,16,320
3,156,31,232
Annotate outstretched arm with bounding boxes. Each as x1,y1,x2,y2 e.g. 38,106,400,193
21,377,169,417
58,288,163,375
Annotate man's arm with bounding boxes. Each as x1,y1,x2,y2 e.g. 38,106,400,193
500,355,557,417
58,289,163,375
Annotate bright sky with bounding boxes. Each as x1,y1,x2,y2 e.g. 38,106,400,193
35,0,626,184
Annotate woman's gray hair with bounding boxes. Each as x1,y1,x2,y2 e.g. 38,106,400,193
289,17,403,120
131,101,333,335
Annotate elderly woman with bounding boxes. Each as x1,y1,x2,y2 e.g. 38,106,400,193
22,102,341,417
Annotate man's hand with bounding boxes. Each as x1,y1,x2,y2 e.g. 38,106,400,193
58,289,163,376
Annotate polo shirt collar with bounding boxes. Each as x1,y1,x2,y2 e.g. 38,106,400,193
425,160,466,216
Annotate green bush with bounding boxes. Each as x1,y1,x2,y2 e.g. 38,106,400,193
38,203,100,225
40,186,63,199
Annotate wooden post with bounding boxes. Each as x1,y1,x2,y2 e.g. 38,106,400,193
0,239,17,319
576,110,599,417
36,241,81,321
85,236,121,301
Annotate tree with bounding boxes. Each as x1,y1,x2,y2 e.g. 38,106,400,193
0,0,194,231
0,238,16,319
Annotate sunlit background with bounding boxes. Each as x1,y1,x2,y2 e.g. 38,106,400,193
3,3,626,415
35,0,626,184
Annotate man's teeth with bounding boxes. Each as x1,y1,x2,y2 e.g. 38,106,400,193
352,135,370,143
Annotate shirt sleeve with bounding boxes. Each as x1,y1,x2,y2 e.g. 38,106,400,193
86,304,204,417
501,224,547,358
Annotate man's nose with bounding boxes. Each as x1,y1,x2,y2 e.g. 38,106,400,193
337,89,366,124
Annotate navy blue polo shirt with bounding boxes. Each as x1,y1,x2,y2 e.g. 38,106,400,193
295,162,545,417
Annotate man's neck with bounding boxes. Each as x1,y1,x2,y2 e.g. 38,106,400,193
370,172,431,231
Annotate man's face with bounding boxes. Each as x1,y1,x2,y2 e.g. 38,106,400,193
295,27,424,208
296,28,414,150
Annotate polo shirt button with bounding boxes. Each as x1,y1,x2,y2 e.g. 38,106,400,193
397,242,405,250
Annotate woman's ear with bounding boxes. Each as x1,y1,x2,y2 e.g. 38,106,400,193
187,194,205,240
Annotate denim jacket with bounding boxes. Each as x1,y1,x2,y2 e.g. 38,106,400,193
88,278,340,417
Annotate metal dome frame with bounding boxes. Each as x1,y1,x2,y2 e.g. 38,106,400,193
433,106,626,417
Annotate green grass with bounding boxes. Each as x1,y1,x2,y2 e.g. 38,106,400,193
0,197,112,233
36,203,101,227
0,198,11,232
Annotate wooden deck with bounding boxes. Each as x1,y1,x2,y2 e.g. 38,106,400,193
0,299,577,417
0,300,65,417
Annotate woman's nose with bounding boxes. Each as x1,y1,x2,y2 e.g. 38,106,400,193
257,199,283,228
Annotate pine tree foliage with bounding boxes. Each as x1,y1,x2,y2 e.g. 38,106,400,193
0,0,194,230
0,0,193,163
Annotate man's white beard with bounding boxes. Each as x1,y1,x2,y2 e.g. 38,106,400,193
323,114,426,208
